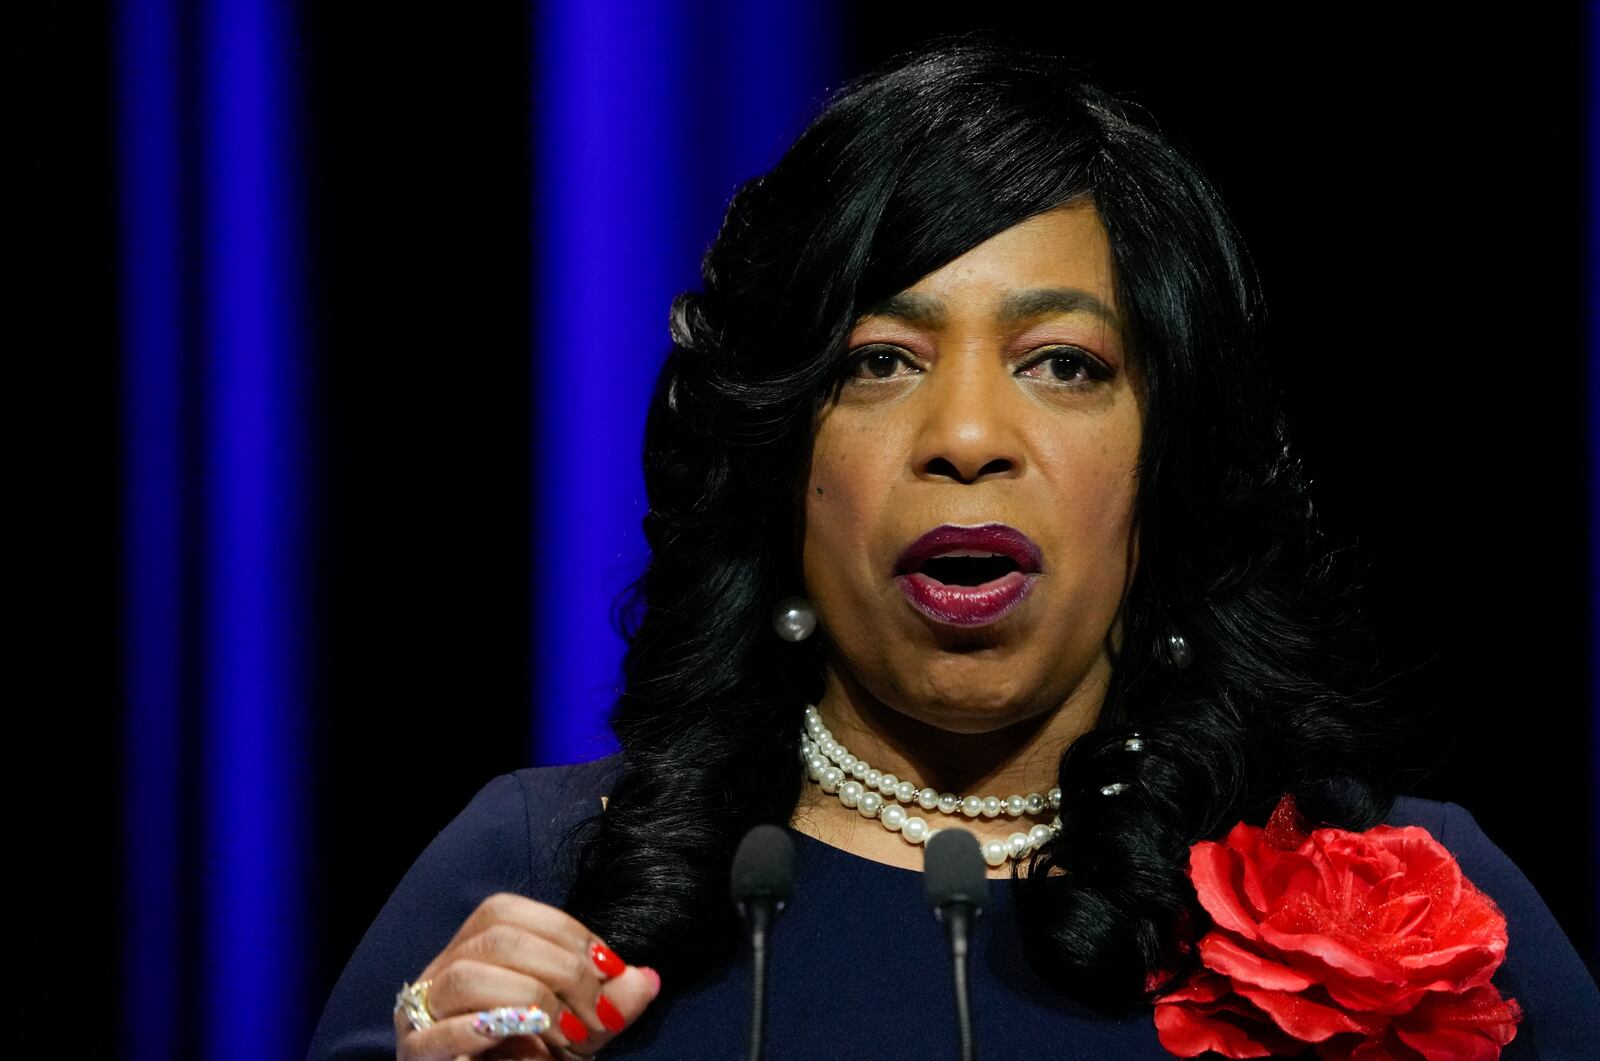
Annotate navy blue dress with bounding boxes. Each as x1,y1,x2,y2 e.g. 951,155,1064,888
307,756,1599,1059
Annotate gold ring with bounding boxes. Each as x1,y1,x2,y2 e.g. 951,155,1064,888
394,978,436,1031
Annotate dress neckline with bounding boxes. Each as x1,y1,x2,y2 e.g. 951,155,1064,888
785,824,1014,889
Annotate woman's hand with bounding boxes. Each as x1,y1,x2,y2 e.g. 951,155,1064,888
395,892,661,1060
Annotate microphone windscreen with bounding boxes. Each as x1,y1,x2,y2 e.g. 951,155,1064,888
924,828,987,911
731,823,795,904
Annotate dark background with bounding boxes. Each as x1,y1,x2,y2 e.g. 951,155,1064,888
23,3,1595,1056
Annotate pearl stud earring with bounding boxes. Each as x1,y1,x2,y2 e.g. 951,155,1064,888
771,595,817,642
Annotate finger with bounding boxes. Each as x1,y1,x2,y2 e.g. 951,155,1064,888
398,1012,556,1061
445,893,600,960
421,900,622,1001
565,964,662,1057
445,927,613,1038
428,959,581,1035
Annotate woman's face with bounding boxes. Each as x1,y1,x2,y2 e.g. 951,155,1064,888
801,202,1142,735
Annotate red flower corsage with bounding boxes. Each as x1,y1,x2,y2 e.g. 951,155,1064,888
1154,796,1522,1059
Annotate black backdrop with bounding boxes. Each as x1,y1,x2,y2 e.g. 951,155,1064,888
23,3,1595,1056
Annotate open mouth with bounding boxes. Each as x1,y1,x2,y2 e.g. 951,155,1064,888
916,551,1023,587
892,524,1042,627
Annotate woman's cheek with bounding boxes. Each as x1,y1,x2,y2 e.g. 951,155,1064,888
808,489,880,595
803,467,860,590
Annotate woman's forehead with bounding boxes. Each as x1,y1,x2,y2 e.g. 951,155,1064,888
856,204,1119,326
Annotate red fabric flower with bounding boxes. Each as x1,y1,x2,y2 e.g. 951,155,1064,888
1154,796,1521,1059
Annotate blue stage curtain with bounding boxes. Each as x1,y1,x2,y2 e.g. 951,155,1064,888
531,0,841,765
118,1,309,1058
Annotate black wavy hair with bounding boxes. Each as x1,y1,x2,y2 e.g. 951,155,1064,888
561,38,1401,1014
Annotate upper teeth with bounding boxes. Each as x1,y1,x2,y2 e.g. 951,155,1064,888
934,550,1001,558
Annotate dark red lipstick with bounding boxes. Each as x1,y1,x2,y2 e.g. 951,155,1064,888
893,523,1042,627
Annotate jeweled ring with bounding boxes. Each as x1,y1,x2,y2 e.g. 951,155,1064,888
473,1006,551,1038
394,979,436,1031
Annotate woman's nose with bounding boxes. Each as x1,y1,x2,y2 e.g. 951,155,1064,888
910,366,1024,485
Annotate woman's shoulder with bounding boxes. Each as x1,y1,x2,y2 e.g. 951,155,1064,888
1381,794,1562,954
509,752,627,823
508,753,626,886
1383,796,1566,925
1384,792,1451,832
1383,793,1600,1055
410,754,626,883
1382,792,1512,840
444,753,627,897
305,754,626,1060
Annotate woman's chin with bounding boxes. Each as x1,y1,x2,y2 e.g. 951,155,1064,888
888,689,1049,736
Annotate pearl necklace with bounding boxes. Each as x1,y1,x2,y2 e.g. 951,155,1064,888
800,705,1062,867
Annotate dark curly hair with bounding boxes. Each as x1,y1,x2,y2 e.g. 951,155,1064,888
561,37,1401,1015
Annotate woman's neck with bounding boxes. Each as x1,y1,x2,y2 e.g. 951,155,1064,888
790,663,1107,877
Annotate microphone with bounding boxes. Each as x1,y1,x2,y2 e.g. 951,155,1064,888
731,824,794,1061
924,828,987,1061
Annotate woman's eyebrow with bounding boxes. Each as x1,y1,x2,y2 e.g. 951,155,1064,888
997,287,1120,328
856,287,1119,329
858,291,946,327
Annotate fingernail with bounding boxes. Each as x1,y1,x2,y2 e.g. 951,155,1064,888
640,966,661,998
590,941,626,979
558,1010,590,1044
472,1006,552,1038
595,994,627,1033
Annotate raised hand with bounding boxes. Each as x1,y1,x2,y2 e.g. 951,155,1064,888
394,893,660,1059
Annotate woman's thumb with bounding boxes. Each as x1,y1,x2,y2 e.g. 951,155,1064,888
570,965,661,1055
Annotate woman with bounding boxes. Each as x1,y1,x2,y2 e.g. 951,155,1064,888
309,41,1598,1059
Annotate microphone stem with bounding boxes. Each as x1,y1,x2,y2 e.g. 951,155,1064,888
745,900,773,1061
944,904,976,1061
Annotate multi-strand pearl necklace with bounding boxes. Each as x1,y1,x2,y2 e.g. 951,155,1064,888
800,705,1062,867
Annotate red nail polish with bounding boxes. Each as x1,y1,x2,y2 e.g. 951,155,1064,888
590,941,626,979
596,994,627,1032
559,1010,590,1044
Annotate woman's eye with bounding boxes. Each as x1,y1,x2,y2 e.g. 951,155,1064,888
847,345,917,380
1018,346,1108,385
